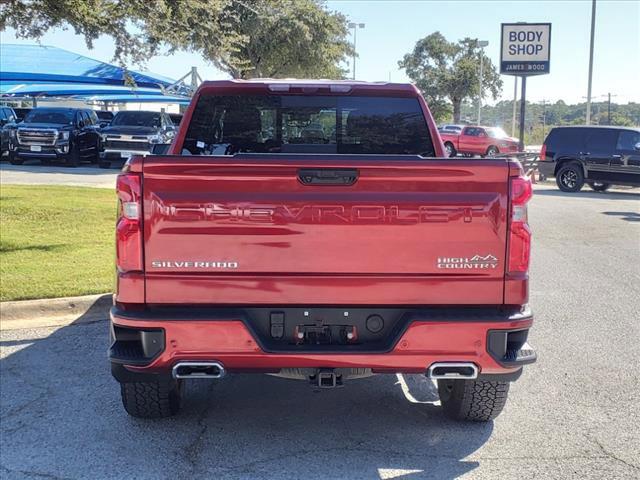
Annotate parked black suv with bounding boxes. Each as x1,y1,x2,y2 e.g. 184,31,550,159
98,110,175,168
7,107,101,166
539,126,640,192
1,106,18,157
96,110,115,128
12,108,32,123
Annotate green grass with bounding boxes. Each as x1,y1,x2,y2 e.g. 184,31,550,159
0,185,115,301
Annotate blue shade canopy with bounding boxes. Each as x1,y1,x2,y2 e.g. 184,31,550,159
0,82,177,97
0,44,175,88
83,94,191,104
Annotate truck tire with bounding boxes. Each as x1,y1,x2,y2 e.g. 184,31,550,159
66,144,80,167
437,379,510,422
444,142,457,157
588,182,610,192
120,380,183,419
8,153,24,165
556,162,584,192
486,146,499,157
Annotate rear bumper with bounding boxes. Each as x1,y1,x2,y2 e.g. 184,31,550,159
537,160,556,177
109,306,536,381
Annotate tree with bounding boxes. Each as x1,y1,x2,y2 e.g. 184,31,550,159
452,99,639,144
212,0,352,79
399,32,502,123
0,0,200,65
0,0,352,80
609,111,634,127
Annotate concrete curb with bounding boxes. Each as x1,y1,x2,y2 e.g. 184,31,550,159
0,293,112,331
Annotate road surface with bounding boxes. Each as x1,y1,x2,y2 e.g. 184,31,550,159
1,177,639,479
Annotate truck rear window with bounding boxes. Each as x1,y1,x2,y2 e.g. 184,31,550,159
182,95,434,156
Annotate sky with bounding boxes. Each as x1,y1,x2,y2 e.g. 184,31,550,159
1,0,639,105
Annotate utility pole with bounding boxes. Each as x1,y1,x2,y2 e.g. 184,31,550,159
586,0,597,124
586,93,618,125
511,77,518,136
477,40,489,125
603,92,617,124
348,22,365,80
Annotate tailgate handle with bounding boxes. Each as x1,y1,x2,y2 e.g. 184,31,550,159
298,168,359,186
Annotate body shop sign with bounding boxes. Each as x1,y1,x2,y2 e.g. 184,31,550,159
500,23,551,75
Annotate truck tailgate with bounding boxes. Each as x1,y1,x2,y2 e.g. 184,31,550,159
142,155,509,305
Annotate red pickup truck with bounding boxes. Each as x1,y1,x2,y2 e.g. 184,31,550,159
441,125,521,157
110,80,536,422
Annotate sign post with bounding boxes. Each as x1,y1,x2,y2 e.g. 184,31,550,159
500,23,551,151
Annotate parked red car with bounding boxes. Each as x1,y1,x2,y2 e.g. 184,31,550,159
110,80,536,422
441,125,521,157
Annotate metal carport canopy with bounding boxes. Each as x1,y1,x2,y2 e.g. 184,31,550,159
84,94,190,104
0,82,177,97
1,44,174,88
0,44,192,103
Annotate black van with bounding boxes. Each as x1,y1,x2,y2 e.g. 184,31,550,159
539,126,640,192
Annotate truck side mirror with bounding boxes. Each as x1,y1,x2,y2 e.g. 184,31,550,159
634,142,640,152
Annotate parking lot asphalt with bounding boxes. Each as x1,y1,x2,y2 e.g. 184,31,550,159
1,184,639,479
0,162,119,189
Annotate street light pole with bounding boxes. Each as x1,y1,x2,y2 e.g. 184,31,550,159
348,22,365,80
586,0,597,124
477,40,489,125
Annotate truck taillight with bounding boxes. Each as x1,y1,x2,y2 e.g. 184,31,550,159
540,143,547,160
508,174,533,274
116,173,142,272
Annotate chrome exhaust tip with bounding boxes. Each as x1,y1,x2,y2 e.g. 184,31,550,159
172,361,225,379
427,362,478,380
